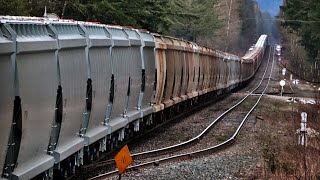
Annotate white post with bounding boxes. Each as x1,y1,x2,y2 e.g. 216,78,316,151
300,122,305,145
280,80,285,96
282,68,286,80
300,112,307,146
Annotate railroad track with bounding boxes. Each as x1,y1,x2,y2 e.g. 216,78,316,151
87,46,276,179
253,50,277,94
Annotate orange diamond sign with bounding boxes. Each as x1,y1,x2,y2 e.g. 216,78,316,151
114,145,133,174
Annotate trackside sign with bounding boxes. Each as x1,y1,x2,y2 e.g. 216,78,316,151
114,145,133,174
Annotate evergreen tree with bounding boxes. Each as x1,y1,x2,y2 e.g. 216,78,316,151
281,0,320,61
0,0,28,16
166,0,221,42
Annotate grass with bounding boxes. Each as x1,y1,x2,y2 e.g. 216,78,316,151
252,97,320,178
243,98,256,109
216,129,235,142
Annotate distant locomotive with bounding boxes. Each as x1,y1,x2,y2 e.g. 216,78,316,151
0,16,267,179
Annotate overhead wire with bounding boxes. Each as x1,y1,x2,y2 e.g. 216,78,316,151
239,17,320,23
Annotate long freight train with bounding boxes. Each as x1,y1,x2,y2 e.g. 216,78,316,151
0,16,268,179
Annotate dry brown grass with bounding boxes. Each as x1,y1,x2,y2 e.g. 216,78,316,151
252,97,320,179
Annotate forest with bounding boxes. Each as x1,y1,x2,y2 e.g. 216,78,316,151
1,0,265,54
0,0,222,43
281,0,320,63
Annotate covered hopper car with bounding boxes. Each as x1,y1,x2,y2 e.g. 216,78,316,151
0,16,268,179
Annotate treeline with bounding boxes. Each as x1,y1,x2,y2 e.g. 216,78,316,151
0,0,221,43
238,0,259,50
0,0,174,32
281,0,320,62
165,0,221,43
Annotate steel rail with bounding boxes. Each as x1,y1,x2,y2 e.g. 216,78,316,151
81,47,272,170
86,45,273,169
88,46,275,179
